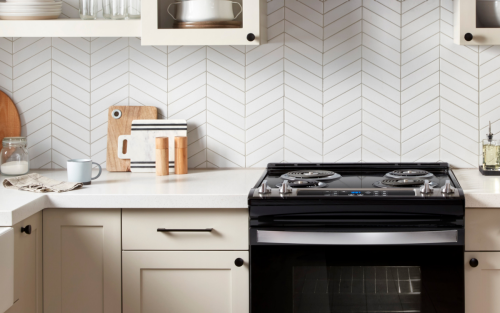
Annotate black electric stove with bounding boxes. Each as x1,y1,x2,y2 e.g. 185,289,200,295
248,162,464,219
249,163,465,313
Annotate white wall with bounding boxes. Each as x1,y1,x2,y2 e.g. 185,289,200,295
0,0,491,168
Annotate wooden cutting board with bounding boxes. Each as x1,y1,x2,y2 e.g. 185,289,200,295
106,106,157,172
0,91,21,151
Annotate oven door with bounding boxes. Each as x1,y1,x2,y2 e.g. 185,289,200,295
250,227,464,313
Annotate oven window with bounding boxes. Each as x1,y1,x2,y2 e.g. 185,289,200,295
251,245,464,313
293,266,421,312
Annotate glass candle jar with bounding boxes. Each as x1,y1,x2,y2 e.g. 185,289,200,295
1,137,30,176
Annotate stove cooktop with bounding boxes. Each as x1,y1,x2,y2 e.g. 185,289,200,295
249,163,464,201
248,163,465,222
264,169,446,189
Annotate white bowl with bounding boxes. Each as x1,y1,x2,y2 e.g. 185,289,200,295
0,11,60,14
0,13,59,19
0,8,61,12
6,0,58,2
0,5,61,9
5,0,57,4
477,1,500,27
0,3,62,6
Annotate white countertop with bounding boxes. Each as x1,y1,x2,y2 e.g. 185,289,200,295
0,169,264,226
453,168,500,208
0,168,498,226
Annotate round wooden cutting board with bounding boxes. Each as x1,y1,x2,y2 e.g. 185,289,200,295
0,90,21,151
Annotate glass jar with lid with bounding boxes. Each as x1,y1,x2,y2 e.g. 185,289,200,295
1,137,29,176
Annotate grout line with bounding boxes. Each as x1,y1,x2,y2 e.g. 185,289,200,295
51,37,53,169
400,0,402,162
439,1,441,162
361,1,363,163
322,0,324,162
206,45,208,166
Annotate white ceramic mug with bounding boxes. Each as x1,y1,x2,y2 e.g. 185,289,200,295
167,0,242,22
67,159,102,185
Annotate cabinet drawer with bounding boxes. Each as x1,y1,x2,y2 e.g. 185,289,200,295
122,209,248,250
466,209,500,251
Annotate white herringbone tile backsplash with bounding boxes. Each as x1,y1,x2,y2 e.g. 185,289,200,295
0,0,493,169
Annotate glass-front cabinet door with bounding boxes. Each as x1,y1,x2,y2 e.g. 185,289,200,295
455,0,500,45
141,0,267,45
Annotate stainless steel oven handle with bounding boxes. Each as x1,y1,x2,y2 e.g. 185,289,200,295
257,230,458,245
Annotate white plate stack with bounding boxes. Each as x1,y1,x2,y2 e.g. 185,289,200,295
0,0,62,20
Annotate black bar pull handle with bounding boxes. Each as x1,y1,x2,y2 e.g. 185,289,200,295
157,228,213,232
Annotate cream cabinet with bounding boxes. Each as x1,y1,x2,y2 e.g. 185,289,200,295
5,212,43,313
465,252,500,313
465,209,500,251
142,0,267,45
122,208,250,313
122,251,249,313
465,209,500,313
454,0,500,45
43,209,122,313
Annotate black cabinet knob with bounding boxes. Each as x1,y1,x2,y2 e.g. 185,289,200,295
247,33,256,42
21,225,32,235
470,258,479,267
234,258,244,267
464,33,473,41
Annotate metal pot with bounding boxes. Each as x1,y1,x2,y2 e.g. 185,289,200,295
167,0,242,22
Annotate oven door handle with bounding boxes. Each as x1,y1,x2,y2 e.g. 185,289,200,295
256,230,458,245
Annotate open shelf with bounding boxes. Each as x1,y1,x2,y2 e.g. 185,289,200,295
0,18,141,37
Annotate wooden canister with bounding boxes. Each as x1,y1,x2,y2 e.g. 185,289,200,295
174,136,188,174
155,137,169,176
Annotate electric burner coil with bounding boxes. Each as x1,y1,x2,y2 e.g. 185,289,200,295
280,170,341,181
385,169,434,180
373,179,437,188
276,181,327,188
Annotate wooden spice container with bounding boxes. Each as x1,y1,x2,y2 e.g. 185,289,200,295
174,136,188,174
155,137,169,176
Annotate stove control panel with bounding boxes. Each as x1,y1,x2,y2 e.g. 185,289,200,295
252,187,460,198
297,190,415,196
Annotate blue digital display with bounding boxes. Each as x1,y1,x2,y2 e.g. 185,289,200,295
350,191,361,194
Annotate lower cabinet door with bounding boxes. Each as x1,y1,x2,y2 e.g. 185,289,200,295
5,212,43,313
465,252,500,313
123,251,249,313
43,209,122,313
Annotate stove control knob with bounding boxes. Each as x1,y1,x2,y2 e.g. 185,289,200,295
420,180,433,194
258,180,271,194
441,180,455,194
279,180,292,194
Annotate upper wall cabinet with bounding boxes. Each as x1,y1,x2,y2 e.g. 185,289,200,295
0,0,266,46
455,0,500,45
142,0,267,45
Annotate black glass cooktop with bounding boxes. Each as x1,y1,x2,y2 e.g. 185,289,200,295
262,170,453,189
